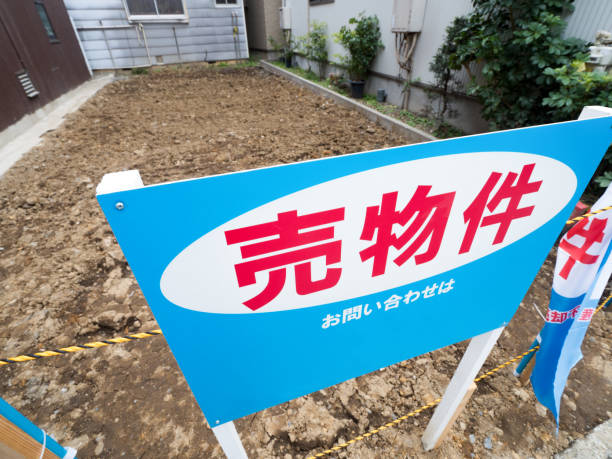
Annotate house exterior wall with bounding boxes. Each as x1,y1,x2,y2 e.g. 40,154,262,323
286,0,611,134
0,0,90,132
290,0,486,132
245,0,282,51
565,0,612,43
65,0,249,70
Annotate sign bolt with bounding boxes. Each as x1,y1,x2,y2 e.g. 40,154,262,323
115,202,125,211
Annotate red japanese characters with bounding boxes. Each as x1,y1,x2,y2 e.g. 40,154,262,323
460,163,542,253
558,217,607,280
225,208,345,310
360,186,455,277
225,163,544,310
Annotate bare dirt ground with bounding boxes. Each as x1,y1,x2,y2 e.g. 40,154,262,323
0,65,610,458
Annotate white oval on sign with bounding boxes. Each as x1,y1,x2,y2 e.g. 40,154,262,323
160,152,576,314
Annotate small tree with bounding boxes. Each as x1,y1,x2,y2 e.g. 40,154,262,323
431,0,589,130
269,34,296,67
299,21,328,79
426,17,468,128
334,13,384,82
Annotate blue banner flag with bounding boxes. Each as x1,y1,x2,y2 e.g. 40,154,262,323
529,185,612,426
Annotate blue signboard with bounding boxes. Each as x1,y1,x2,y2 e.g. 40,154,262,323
97,117,611,425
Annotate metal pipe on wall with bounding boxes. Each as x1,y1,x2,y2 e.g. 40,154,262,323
100,20,117,69
136,23,152,66
172,26,182,63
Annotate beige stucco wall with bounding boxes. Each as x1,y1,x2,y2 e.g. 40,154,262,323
245,0,282,51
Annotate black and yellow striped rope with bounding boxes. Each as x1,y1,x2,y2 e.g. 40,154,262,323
306,348,540,459
307,293,612,458
0,205,609,456
565,205,612,225
307,398,443,458
1,207,608,369
0,330,162,367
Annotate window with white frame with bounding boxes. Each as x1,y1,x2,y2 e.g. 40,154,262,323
124,0,187,22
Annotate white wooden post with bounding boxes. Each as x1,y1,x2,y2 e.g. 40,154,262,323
212,422,249,459
97,170,250,459
422,326,504,451
96,169,145,196
578,105,612,120
422,105,612,451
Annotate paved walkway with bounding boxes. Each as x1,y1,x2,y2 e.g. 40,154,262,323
0,74,114,177
555,419,612,458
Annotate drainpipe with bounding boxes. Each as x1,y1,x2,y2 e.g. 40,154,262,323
100,20,117,69
232,11,241,59
173,26,182,63
137,23,152,66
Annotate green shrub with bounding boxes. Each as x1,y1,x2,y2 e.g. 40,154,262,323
542,62,612,119
299,21,328,79
432,0,589,130
334,13,384,81
269,35,296,63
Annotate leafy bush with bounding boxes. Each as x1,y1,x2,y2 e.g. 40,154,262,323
426,17,469,127
542,62,612,119
432,0,590,130
543,63,612,191
299,21,328,79
334,13,384,81
269,35,296,64
432,0,612,190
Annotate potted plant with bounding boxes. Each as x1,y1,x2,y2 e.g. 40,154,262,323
334,13,384,98
269,35,296,68
283,37,296,68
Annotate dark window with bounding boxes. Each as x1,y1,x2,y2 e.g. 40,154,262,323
216,0,238,5
34,2,58,42
309,0,334,5
125,0,185,15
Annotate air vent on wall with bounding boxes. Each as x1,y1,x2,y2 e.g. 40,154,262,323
16,70,40,98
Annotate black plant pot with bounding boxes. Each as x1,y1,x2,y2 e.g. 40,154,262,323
350,80,365,99
284,55,293,68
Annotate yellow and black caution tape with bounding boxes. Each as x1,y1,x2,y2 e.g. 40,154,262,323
0,261,610,458
565,205,612,225
0,207,608,369
307,398,442,458
0,330,162,367
306,349,539,459
307,293,611,458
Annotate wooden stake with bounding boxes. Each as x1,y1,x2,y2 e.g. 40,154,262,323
518,354,536,386
0,414,61,459
422,326,504,451
212,421,248,459
431,382,477,450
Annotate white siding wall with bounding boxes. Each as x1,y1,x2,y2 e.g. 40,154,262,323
65,0,249,70
291,0,398,80
288,0,487,132
565,0,612,43
289,0,470,85
409,0,472,85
